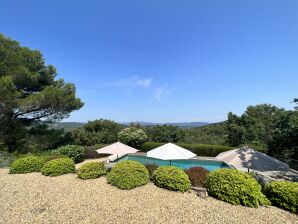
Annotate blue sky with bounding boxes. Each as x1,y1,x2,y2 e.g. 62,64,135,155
0,1,297,123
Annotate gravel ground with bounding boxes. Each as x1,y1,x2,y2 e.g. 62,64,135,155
0,168,297,224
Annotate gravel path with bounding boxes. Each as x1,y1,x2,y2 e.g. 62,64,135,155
0,168,297,224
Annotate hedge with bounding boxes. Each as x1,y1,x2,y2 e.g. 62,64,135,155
107,160,149,190
77,162,106,179
9,156,43,174
140,142,233,157
41,158,75,176
152,166,191,192
206,169,270,207
264,181,298,213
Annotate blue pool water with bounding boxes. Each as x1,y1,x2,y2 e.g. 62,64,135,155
114,154,230,171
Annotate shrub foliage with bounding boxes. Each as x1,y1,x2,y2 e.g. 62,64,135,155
184,166,209,187
152,166,191,192
9,156,43,174
117,128,147,148
41,158,75,176
77,162,106,179
107,160,149,190
206,169,270,207
58,145,85,163
264,181,298,213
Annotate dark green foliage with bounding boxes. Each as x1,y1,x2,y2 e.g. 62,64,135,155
264,181,298,213
107,160,149,190
206,169,270,207
184,122,227,145
294,98,298,110
117,127,147,148
184,166,209,187
58,145,85,163
268,111,298,170
146,125,185,143
9,156,43,174
41,158,75,176
0,33,83,152
84,144,106,159
152,166,191,192
77,162,106,180
226,104,285,147
139,142,164,152
71,119,122,145
225,103,298,169
22,124,73,153
144,164,159,179
140,142,233,156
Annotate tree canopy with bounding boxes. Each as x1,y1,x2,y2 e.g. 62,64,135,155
145,125,185,143
0,34,83,152
70,119,122,145
225,102,298,169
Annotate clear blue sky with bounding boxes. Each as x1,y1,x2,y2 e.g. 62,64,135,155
1,1,297,123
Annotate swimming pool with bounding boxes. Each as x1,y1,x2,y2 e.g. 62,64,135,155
114,154,230,171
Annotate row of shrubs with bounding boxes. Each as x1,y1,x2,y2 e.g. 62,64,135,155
139,142,234,157
9,155,107,178
9,156,76,176
107,161,298,213
9,154,297,213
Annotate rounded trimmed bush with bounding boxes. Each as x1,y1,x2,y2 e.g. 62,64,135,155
77,162,106,180
184,166,209,187
107,160,149,190
206,168,270,207
9,156,43,174
58,145,85,163
264,181,298,213
41,158,75,176
152,166,191,192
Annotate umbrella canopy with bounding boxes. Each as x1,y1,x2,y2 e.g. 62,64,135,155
147,143,196,160
216,147,289,172
96,142,139,155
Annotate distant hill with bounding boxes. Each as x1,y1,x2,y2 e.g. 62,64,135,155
51,121,209,130
120,121,209,128
184,121,227,145
50,122,85,130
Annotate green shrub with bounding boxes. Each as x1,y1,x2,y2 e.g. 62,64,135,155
140,142,233,157
264,181,298,213
117,127,147,148
107,160,149,190
58,145,85,163
41,158,75,176
206,169,270,207
77,162,106,179
9,156,43,174
152,166,191,192
184,166,209,187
